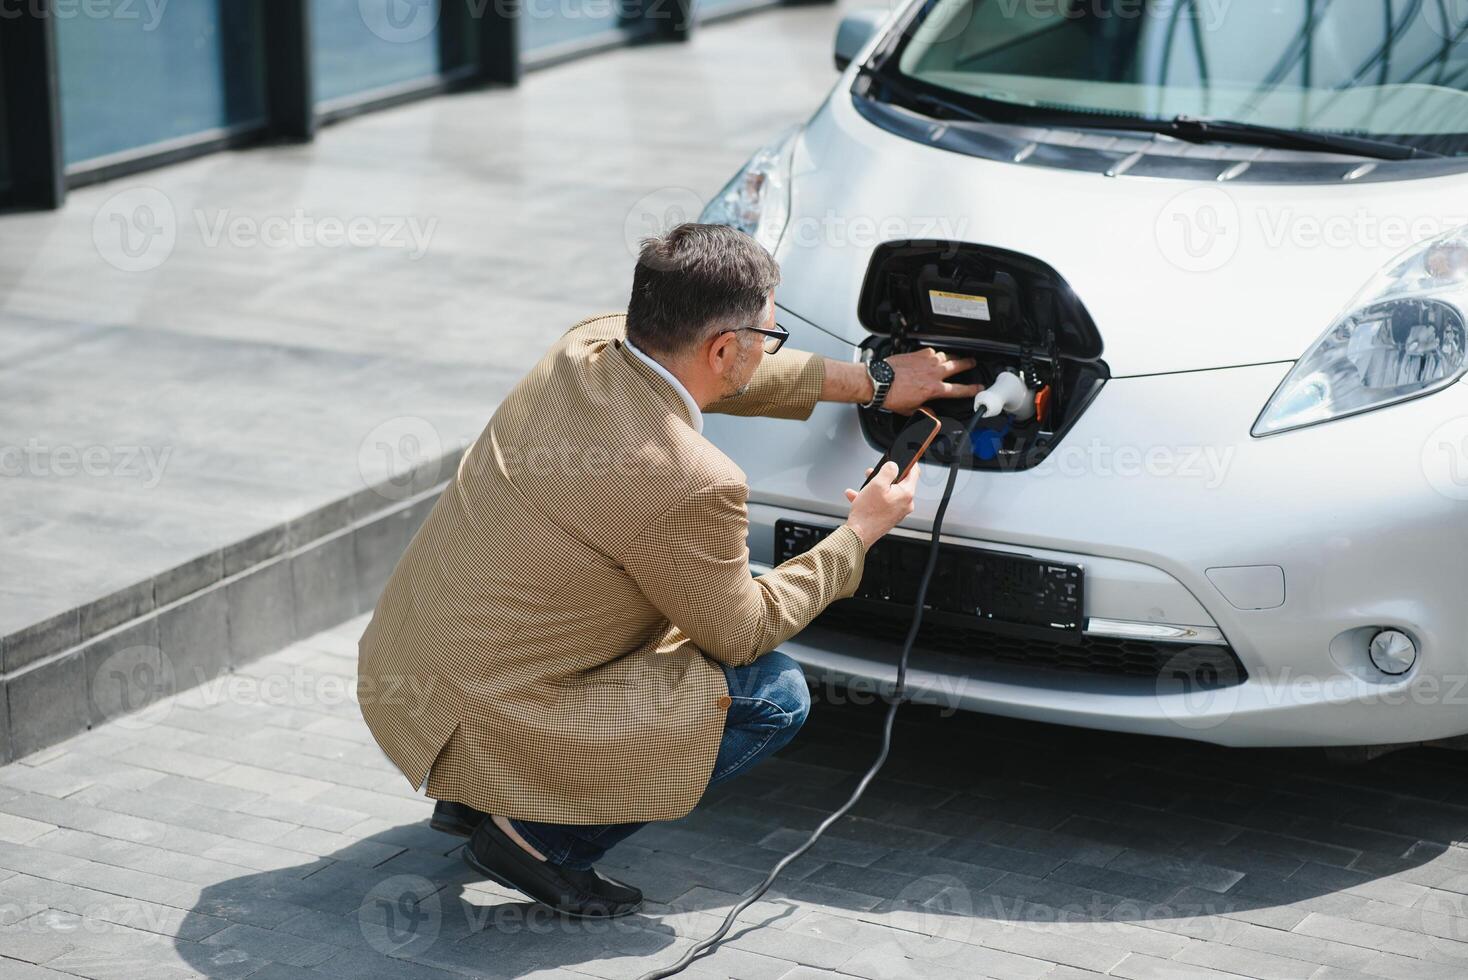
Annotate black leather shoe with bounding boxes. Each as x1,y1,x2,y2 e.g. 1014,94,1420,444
430,800,489,838
462,816,643,918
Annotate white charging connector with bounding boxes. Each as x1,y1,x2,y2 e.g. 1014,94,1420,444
974,371,1035,420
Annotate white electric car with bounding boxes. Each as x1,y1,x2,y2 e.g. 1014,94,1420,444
700,0,1468,748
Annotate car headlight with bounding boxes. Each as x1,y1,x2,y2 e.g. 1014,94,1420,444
1253,228,1468,436
699,126,798,255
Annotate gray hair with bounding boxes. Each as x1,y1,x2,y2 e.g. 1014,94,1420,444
625,223,780,359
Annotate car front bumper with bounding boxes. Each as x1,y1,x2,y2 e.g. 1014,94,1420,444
711,307,1468,748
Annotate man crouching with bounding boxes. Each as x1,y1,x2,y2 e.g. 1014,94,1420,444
358,223,978,917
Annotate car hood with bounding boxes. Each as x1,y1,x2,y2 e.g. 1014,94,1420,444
774,92,1468,377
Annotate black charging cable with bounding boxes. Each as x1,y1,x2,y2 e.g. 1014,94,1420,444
636,414,982,980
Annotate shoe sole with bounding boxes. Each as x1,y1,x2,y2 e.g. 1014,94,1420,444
460,845,643,919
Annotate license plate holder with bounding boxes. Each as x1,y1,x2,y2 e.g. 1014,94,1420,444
775,520,1084,640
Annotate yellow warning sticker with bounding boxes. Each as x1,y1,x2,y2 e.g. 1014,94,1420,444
928,290,991,321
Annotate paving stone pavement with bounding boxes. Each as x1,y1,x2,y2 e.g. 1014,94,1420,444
2,612,1468,978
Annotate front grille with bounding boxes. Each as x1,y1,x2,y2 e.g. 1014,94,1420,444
812,603,1248,690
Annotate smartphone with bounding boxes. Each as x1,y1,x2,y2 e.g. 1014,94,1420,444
862,408,942,487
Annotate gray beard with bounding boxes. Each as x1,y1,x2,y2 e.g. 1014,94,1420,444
722,345,754,399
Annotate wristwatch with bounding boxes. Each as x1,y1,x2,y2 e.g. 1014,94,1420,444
863,357,896,411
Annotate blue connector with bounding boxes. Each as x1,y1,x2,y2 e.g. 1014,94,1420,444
970,415,1011,461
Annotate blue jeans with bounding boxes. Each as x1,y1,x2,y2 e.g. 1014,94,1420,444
509,651,811,870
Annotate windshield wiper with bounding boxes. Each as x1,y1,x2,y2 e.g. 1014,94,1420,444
1160,115,1440,161
857,63,1441,162
855,64,995,127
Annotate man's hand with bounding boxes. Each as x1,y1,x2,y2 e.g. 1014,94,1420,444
842,461,919,550
882,348,983,414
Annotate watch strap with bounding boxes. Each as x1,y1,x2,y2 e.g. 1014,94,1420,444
863,360,893,411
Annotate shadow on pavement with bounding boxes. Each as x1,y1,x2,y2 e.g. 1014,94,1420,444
175,699,1468,977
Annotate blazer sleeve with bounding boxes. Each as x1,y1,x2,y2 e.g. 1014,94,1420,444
704,348,826,421
623,481,867,667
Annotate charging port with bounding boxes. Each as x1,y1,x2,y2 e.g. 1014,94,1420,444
857,241,1109,470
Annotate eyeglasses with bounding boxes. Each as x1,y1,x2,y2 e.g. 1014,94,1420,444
733,324,789,354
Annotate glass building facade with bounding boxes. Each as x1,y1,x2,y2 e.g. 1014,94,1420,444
311,0,456,106
0,0,787,209
54,3,269,166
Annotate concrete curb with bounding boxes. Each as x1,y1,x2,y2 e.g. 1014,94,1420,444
0,451,462,763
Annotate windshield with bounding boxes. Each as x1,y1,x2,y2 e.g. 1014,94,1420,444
890,0,1468,155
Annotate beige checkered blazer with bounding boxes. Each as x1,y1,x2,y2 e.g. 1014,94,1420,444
358,313,867,824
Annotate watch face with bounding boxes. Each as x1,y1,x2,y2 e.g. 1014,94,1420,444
871,360,896,384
